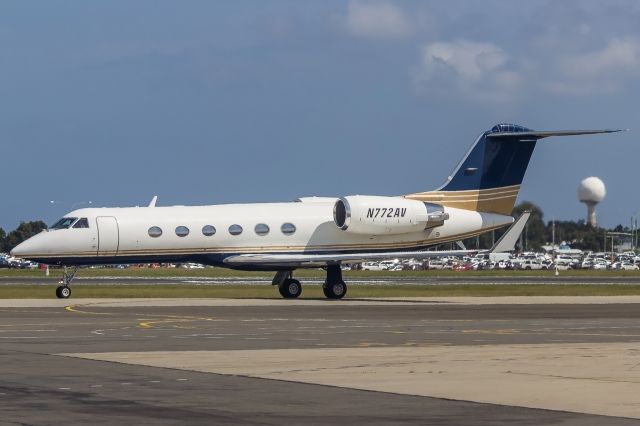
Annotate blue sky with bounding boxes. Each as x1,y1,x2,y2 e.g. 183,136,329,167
1,1,638,229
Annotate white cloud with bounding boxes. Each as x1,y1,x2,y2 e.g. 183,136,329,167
545,38,640,95
413,40,521,103
411,35,640,101
346,0,412,40
421,41,507,79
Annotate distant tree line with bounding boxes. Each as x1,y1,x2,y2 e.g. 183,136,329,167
0,221,48,253
455,201,630,252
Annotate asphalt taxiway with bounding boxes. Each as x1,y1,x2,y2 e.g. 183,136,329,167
1,296,640,425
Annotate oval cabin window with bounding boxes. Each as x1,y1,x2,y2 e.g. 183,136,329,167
229,224,243,236
281,223,296,235
148,226,163,238
254,223,270,236
202,225,216,236
175,226,190,237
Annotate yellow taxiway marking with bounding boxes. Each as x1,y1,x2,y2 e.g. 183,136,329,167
65,305,112,315
138,317,208,329
65,304,218,329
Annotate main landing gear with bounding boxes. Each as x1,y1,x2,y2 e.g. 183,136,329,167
272,265,347,300
273,271,302,299
322,265,347,299
55,266,77,299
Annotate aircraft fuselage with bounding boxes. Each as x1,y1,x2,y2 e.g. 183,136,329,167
13,200,512,270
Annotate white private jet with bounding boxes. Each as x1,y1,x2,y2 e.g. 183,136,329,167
11,124,622,299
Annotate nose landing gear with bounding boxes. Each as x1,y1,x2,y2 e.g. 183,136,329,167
55,266,77,299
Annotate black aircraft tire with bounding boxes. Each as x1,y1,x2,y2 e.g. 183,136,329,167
323,281,347,300
56,286,71,299
278,279,302,299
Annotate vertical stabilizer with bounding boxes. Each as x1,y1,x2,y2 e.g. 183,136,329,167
405,124,622,215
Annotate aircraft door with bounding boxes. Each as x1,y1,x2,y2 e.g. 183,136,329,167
96,216,119,256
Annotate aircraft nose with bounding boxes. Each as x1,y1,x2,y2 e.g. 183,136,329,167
10,240,28,257
10,236,41,258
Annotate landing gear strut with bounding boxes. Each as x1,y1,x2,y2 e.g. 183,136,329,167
323,265,347,299
273,271,302,299
55,266,77,299
272,266,347,300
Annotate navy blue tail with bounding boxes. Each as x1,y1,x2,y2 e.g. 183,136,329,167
438,124,537,192
405,123,620,215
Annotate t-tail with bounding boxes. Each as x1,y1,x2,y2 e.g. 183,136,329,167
405,123,624,215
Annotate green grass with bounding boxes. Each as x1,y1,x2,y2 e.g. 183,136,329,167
3,267,640,278
3,266,640,299
3,284,640,299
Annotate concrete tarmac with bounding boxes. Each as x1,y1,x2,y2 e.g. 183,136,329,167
1,296,640,425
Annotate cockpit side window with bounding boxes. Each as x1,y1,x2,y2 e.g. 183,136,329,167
73,218,90,229
51,217,78,230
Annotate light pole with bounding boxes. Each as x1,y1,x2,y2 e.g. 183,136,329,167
631,212,640,252
606,231,633,262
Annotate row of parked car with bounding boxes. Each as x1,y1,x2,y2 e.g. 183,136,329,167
0,253,39,269
4,251,640,272
359,251,640,271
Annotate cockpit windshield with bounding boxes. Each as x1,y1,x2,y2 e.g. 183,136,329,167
50,217,78,229
73,218,90,229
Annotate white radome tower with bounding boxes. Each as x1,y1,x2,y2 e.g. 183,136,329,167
578,177,606,227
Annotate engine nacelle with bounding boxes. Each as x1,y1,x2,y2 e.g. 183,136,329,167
333,195,448,235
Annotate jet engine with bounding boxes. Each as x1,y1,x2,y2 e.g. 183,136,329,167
333,195,448,235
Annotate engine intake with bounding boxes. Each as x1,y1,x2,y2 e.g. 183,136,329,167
333,196,448,235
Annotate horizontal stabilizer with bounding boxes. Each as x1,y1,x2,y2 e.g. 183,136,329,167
488,129,626,140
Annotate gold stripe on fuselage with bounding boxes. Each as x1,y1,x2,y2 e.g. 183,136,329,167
405,185,520,215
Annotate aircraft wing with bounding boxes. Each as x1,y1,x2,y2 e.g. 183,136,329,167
223,249,478,268
224,212,531,268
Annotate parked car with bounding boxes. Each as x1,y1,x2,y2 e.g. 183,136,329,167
518,259,545,270
361,262,387,271
591,260,609,270
426,259,447,270
619,262,639,271
179,262,205,269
